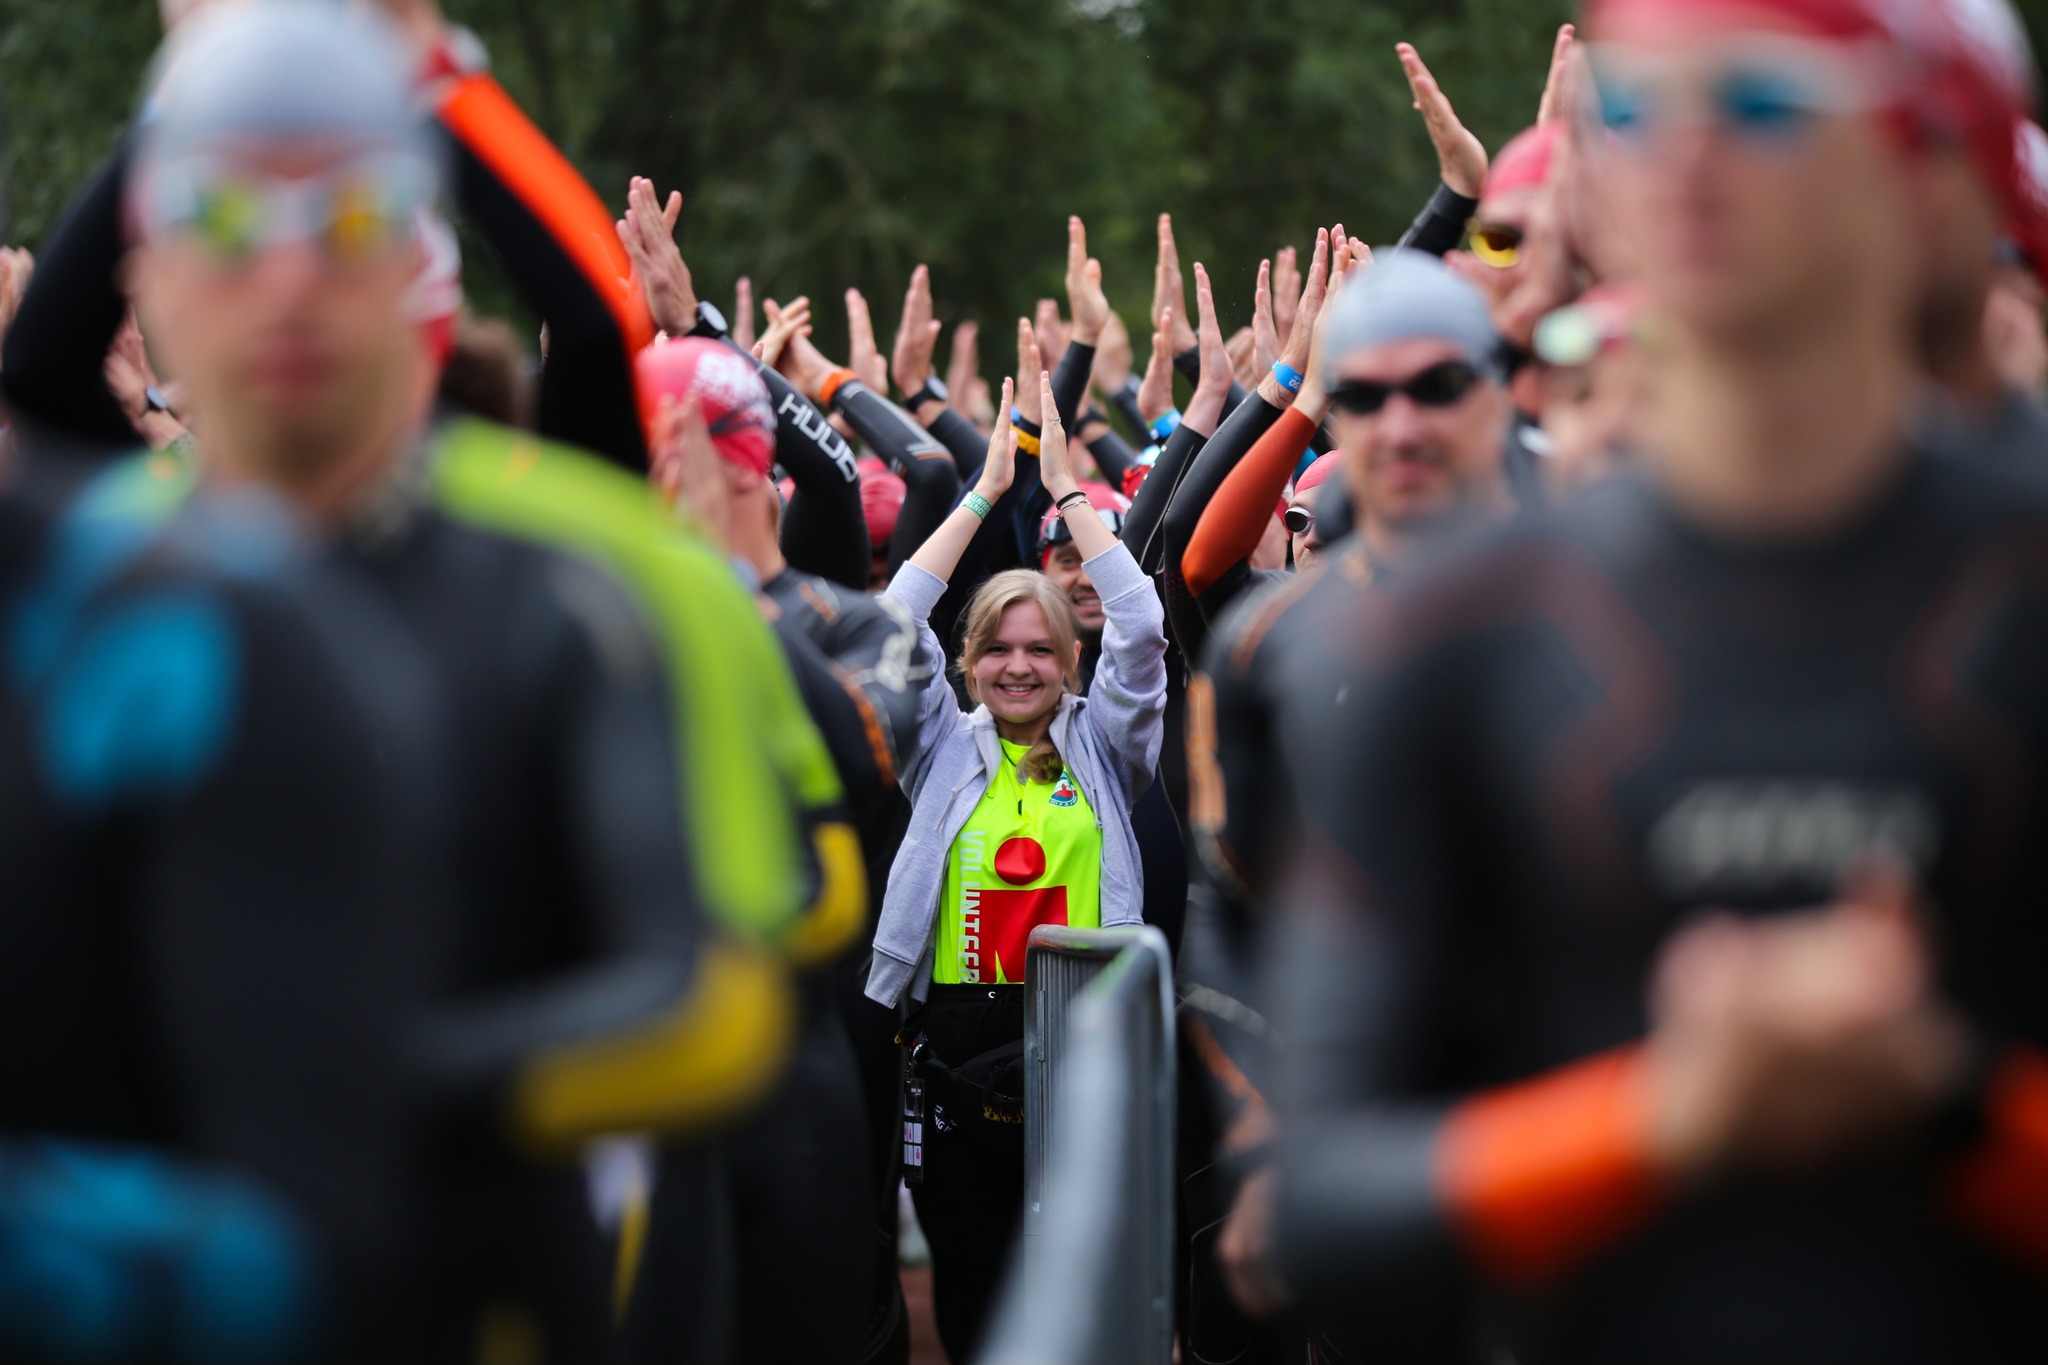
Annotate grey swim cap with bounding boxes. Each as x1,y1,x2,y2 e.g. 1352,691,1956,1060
136,1,437,180
1319,248,1503,388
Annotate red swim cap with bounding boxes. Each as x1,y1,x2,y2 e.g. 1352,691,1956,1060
1585,0,1905,45
1293,452,1342,497
404,209,462,368
1917,0,2036,224
634,337,776,477
860,458,907,549
2013,121,2048,281
1037,481,1130,561
1486,124,1562,199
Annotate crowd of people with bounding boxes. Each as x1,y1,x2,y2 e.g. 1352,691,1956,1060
4,0,2048,1360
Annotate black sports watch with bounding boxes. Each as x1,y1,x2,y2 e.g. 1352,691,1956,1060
905,376,950,412
685,300,729,340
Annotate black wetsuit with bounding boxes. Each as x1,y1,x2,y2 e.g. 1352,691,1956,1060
1191,541,1376,962
1923,387,2048,474
757,569,935,1365
0,455,443,1360
338,445,720,1364
1268,453,2048,1364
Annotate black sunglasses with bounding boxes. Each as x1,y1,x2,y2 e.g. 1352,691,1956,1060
1326,361,1483,416
1283,505,1314,536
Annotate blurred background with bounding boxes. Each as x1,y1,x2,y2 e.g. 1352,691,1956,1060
8,0,2047,356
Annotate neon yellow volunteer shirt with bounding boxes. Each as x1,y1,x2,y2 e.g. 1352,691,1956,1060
934,739,1103,985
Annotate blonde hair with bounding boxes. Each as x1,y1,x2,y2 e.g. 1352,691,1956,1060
959,570,1084,785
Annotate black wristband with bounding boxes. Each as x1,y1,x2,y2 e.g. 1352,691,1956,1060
1056,490,1090,513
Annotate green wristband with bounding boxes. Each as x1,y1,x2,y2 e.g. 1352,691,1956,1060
963,490,993,520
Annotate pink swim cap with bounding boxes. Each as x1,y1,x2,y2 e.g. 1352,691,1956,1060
634,337,776,476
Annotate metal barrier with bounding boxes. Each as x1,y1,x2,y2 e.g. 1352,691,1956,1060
980,924,1176,1365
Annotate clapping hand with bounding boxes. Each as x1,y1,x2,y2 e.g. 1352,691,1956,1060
1397,43,1489,200
1066,216,1110,348
616,176,697,337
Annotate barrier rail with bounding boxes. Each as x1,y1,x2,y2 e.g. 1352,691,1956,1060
980,924,1175,1365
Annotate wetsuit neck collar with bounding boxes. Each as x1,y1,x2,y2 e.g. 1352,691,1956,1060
339,418,438,552
1639,443,1932,567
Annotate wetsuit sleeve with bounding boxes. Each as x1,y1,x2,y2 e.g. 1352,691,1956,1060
1125,421,1206,573
1051,341,1094,430
1175,347,1248,419
887,453,963,582
778,578,933,793
1397,183,1480,258
1082,418,1138,487
1108,376,1149,445
1941,1046,2048,1273
1183,406,1316,597
1188,575,1311,901
1264,614,1664,1327
1160,393,1286,662
0,135,137,449
825,380,962,580
775,615,891,811
754,362,866,591
435,74,655,470
928,406,990,481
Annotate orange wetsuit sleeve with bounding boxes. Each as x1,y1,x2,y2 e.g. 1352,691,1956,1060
1435,1046,1666,1286
1182,405,1316,597
436,73,655,469
1945,1045,2048,1274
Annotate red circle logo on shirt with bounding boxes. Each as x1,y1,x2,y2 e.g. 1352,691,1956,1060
994,836,1047,885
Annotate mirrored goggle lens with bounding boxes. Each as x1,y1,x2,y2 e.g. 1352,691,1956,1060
1590,42,1878,146
1282,506,1314,536
1465,221,1523,268
149,156,428,262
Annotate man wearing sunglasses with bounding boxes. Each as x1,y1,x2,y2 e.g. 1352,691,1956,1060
1187,252,1516,1326
1262,0,2048,1360
1191,249,1512,961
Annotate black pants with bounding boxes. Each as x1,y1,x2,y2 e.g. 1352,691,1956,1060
732,979,872,1365
838,952,911,1364
617,1147,733,1365
907,983,1026,1364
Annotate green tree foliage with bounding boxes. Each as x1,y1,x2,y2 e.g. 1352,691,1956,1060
7,0,2048,363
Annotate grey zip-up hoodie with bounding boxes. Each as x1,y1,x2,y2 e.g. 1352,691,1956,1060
864,541,1169,1007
